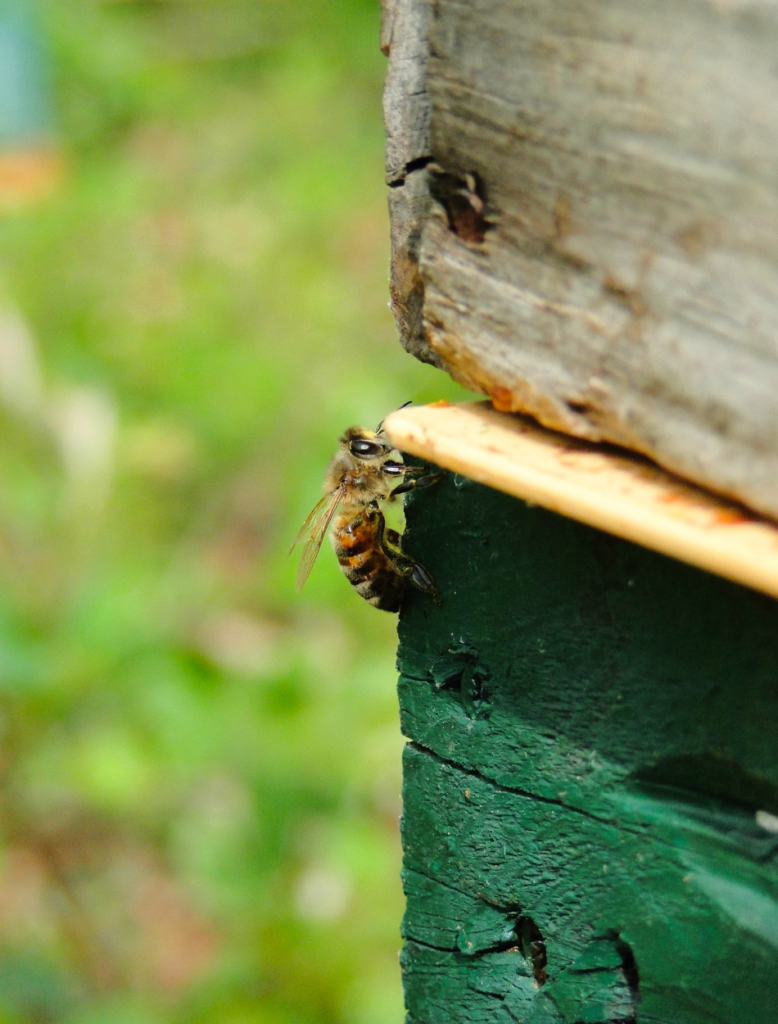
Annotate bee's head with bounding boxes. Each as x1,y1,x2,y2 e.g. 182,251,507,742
334,427,405,488
339,426,392,462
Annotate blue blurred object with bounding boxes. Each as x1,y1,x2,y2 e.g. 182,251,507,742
0,0,54,149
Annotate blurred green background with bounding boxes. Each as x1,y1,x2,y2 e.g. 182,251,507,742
0,1,470,1021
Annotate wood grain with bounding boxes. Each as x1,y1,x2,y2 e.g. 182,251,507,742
382,0,440,364
384,401,778,601
384,0,778,518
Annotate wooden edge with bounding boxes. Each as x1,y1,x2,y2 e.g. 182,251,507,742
383,401,778,601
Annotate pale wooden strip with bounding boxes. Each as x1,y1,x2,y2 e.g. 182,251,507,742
383,402,778,601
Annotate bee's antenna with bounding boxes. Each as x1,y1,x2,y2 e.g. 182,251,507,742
376,400,412,434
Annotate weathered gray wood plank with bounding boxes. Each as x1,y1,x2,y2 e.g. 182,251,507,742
382,0,440,364
381,0,430,186
384,0,778,518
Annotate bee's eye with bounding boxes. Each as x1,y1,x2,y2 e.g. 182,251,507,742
383,461,404,476
350,439,383,458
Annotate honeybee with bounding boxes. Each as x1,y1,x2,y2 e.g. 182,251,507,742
291,422,441,612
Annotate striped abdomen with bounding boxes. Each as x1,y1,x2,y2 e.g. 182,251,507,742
331,506,406,612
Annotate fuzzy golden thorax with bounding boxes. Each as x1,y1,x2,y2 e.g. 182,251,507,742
323,426,406,508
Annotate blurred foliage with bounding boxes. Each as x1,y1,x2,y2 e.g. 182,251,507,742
0,0,472,1021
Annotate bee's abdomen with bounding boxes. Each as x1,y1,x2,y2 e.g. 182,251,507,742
332,510,406,612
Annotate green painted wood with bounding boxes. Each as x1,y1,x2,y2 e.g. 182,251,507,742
397,471,778,1023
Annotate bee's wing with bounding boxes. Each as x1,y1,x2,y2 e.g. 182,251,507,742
290,486,345,591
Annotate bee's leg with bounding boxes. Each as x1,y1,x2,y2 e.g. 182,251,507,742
385,527,402,548
409,561,441,605
378,516,442,606
370,506,402,562
390,470,444,499
390,546,441,605
379,520,406,561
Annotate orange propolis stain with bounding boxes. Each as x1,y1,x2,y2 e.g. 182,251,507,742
490,386,514,412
